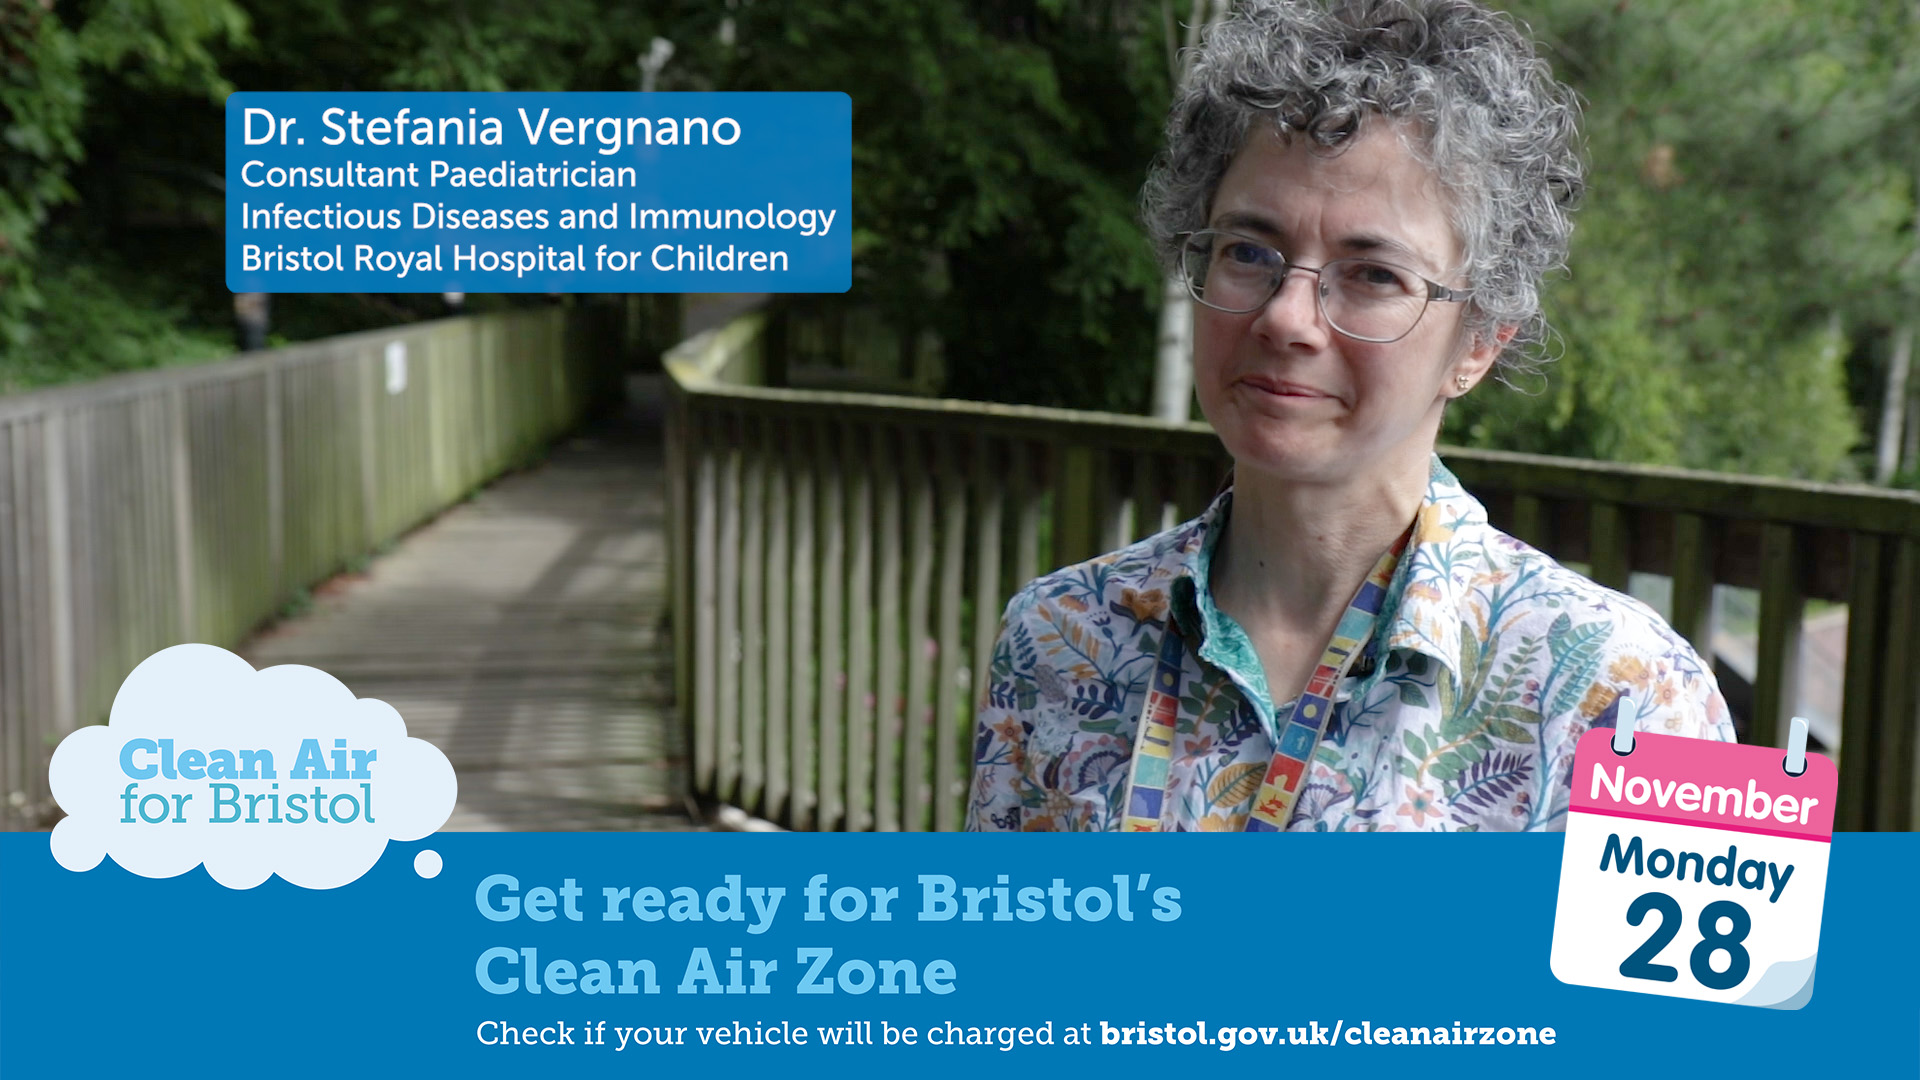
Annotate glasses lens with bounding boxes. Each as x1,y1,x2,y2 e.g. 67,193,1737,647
1184,231,1282,312
1320,258,1428,341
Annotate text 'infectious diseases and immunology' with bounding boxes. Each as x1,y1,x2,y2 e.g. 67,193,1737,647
224,92,851,293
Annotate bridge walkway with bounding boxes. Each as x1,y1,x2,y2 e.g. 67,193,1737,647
241,389,699,831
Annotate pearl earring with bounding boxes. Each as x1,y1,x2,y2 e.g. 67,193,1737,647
1455,374,1471,393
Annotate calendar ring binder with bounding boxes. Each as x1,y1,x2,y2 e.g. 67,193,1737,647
1783,717,1809,778
1610,696,1640,756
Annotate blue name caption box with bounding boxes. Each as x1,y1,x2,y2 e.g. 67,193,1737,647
225,91,851,293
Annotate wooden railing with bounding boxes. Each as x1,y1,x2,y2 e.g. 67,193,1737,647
667,308,1920,831
0,305,623,828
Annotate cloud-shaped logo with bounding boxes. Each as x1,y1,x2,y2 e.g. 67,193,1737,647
49,644,456,889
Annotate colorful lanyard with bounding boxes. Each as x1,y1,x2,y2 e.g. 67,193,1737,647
1121,535,1406,832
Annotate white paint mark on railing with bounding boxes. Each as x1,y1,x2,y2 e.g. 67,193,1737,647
384,340,408,395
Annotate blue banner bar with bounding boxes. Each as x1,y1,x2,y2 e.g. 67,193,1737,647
2,833,1908,1076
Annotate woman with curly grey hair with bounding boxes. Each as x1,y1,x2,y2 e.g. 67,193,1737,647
968,0,1733,834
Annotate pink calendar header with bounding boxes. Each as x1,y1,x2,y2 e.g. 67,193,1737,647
1568,728,1836,841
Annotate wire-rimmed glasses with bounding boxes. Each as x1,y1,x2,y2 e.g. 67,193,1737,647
1178,229,1472,343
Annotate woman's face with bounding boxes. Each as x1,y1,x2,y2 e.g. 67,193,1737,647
1192,122,1500,488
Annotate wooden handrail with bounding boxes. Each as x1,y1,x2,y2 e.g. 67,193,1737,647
0,306,624,829
668,307,1920,831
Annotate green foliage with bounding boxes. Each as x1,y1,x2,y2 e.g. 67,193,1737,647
225,0,706,93
724,1,1170,412
1,2,86,349
74,0,246,92
0,0,245,374
220,0,1173,412
5,0,1915,481
1448,0,1920,479
0,253,229,392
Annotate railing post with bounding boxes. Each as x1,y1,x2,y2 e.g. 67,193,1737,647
264,364,286,605
692,408,721,800
843,422,875,832
739,416,768,813
903,430,937,829
1587,501,1630,593
1510,493,1549,551
168,386,197,643
762,417,792,820
970,435,1006,728
786,422,818,829
1056,444,1097,569
1752,523,1804,750
1885,538,1920,830
1012,440,1042,592
1095,449,1125,554
1837,531,1885,831
716,414,744,805
1131,451,1163,542
665,394,696,809
1174,454,1213,523
1668,513,1716,655
874,424,904,831
358,346,380,549
0,421,24,822
814,420,847,831
933,432,969,832
45,411,75,740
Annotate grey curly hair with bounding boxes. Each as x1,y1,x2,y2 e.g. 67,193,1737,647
1141,0,1584,371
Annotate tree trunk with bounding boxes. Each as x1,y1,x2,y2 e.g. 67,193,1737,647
1903,376,1920,480
1902,360,1920,479
1149,0,1230,422
1876,325,1912,484
1152,274,1193,421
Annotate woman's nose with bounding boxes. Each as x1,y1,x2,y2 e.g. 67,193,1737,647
1253,268,1330,347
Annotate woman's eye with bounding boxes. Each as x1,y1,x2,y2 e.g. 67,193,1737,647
1343,261,1414,291
1217,242,1279,273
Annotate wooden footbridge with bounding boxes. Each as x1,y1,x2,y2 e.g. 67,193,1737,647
0,305,706,831
240,391,692,830
3,299,1919,832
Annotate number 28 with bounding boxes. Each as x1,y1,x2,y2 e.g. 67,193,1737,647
1619,892,1751,990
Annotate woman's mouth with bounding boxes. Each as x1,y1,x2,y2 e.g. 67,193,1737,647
1238,375,1334,401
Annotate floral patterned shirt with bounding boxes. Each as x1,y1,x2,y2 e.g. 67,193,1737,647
966,455,1736,833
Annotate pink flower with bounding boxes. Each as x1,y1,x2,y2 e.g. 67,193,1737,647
1398,784,1441,827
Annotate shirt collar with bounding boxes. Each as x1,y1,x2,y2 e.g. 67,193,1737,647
1167,453,1487,699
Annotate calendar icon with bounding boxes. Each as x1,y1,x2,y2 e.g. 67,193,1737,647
1549,714,1834,1009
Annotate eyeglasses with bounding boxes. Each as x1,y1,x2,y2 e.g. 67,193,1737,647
1178,229,1472,343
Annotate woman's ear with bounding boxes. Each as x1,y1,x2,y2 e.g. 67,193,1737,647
1452,324,1518,396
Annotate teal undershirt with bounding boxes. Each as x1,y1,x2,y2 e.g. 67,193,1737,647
1162,457,1454,748
1171,491,1292,742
